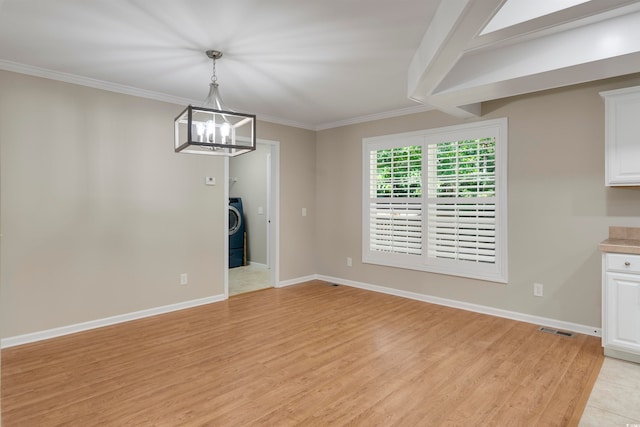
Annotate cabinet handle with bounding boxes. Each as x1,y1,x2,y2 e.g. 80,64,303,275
625,261,631,266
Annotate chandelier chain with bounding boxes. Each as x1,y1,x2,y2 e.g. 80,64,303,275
211,57,218,84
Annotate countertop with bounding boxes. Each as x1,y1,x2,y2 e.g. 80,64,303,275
599,238,640,255
599,226,640,255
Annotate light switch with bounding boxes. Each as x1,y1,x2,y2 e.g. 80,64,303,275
258,207,264,215
302,208,307,217
205,176,216,186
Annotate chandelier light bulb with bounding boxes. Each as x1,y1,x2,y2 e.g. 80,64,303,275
206,120,215,142
195,122,205,142
221,122,231,138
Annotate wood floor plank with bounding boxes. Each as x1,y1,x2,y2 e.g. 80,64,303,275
537,334,604,427
1,281,603,426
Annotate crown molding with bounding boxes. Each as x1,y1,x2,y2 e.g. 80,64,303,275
0,60,320,130
0,59,433,132
256,113,316,131
315,104,434,131
0,59,198,106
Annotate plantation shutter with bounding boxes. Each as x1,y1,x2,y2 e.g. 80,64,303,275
426,138,497,264
368,145,423,256
362,118,507,283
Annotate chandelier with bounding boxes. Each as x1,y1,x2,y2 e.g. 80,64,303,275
174,50,256,156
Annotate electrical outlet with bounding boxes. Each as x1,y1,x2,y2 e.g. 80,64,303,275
347,257,353,267
180,273,188,285
533,283,543,297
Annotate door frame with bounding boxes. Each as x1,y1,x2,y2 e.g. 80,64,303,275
224,139,280,298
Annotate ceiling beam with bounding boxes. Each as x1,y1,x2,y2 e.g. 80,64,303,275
407,0,506,117
408,0,640,119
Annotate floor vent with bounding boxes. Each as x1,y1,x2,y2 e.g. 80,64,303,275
538,327,575,338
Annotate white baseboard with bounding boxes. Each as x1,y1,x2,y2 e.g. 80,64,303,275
248,262,268,269
317,275,602,337
276,274,319,288
1,294,226,348
3,274,602,348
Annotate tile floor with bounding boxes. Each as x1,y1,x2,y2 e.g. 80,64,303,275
580,357,640,426
228,263,271,296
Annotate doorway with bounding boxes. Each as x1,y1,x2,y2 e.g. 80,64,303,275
225,140,279,297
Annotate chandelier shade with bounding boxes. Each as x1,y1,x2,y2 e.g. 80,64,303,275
174,50,256,157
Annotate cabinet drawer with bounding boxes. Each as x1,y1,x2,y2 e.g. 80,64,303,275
605,253,640,273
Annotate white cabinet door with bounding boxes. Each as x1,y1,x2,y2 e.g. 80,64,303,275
601,86,640,186
604,272,640,354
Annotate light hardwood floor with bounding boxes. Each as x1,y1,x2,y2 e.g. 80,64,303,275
2,281,603,426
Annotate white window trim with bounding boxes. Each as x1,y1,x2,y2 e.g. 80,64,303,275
362,118,508,283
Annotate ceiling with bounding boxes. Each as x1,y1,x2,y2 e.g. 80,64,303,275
1,0,639,130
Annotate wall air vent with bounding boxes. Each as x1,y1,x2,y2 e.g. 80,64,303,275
538,327,575,338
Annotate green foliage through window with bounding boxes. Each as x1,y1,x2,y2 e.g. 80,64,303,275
373,146,422,198
428,137,495,198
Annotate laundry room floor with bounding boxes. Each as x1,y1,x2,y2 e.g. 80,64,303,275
579,356,640,425
229,264,270,296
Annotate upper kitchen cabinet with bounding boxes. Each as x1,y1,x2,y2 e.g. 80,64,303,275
601,86,640,186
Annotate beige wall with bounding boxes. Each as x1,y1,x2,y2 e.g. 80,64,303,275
0,71,318,339
4,67,639,340
316,74,640,328
0,71,228,337
256,121,317,281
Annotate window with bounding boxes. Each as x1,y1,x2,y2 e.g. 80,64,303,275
362,118,508,283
